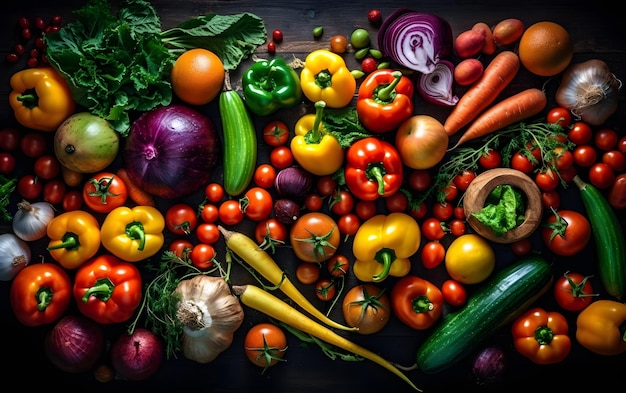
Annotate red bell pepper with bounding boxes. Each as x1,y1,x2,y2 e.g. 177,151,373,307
390,275,443,330
344,137,404,201
73,254,143,324
10,262,72,327
511,307,571,365
356,69,414,134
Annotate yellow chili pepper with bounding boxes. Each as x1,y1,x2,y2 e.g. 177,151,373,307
46,210,101,270
300,49,356,108
9,67,75,132
575,299,626,356
100,205,165,263
290,101,344,176
352,212,421,282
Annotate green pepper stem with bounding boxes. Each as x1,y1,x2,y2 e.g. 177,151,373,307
46,232,80,251
373,248,396,281
367,163,387,196
534,325,555,345
308,100,326,144
412,295,435,314
375,71,402,103
126,221,147,251
315,69,332,89
35,287,53,311
81,277,115,303
16,93,38,109
259,66,278,91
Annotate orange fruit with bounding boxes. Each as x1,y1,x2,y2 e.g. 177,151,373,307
518,21,574,77
171,48,225,105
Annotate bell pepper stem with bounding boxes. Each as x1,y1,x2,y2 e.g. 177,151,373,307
373,248,395,281
534,325,555,345
81,277,115,303
35,287,53,311
126,221,147,251
413,295,435,314
46,232,79,251
315,69,332,89
367,163,387,196
16,93,38,109
258,66,278,91
306,100,327,144
375,71,402,103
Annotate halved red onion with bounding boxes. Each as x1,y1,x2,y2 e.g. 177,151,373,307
417,60,459,106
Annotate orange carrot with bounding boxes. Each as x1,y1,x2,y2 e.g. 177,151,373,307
116,167,156,207
451,88,547,149
444,50,520,136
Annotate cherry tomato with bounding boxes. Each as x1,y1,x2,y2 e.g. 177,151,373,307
409,201,428,220
559,164,578,184
510,238,533,256
431,202,453,221
422,217,445,241
20,132,46,158
0,152,16,174
342,284,391,334
61,189,83,212
269,146,294,169
295,262,320,284
218,200,244,225
385,192,408,213
441,279,467,307
594,128,618,151
478,149,502,169
510,151,535,174
330,190,354,215
164,203,198,235
449,219,466,237
195,222,220,244
241,187,273,221
316,175,338,196
0,127,20,151
329,35,348,53
421,241,446,269
407,169,431,192
304,193,323,211
337,213,360,238
355,200,377,220
541,190,561,210
314,279,337,301
535,169,560,191
567,122,593,145
550,147,574,171
542,209,591,256
602,150,626,172
546,106,572,127
82,172,128,213
253,164,277,188
205,183,225,203
262,120,290,146
33,154,61,180
441,182,458,202
199,203,219,223
452,169,476,191
453,206,465,220
244,323,288,370
573,145,597,167
588,162,615,189
327,254,350,278
553,271,596,312
618,136,626,153
290,212,340,263
190,243,215,270
42,179,66,205
168,238,194,259
17,174,42,199
254,218,288,251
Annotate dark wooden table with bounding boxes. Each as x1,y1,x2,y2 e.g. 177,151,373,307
1,1,625,392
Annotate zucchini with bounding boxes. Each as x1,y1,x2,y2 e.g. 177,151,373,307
219,75,257,197
573,175,626,299
416,255,552,374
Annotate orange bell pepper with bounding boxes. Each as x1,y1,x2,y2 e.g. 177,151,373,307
576,299,626,356
511,307,571,364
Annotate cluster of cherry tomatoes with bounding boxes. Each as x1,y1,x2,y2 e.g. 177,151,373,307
5,15,63,67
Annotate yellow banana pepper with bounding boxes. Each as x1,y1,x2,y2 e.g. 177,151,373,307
300,49,356,108
576,299,626,356
9,67,75,132
352,212,421,282
291,101,344,176
46,210,101,270
100,205,165,263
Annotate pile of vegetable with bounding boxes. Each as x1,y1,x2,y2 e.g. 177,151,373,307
2,0,626,391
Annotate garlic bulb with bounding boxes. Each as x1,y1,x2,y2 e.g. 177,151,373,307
173,275,244,363
0,233,31,281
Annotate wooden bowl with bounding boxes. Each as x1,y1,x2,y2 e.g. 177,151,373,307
463,168,543,244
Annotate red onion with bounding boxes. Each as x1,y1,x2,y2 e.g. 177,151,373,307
274,198,301,225
124,104,220,199
378,8,453,74
110,328,164,381
274,166,313,200
44,315,105,373
472,345,507,385
417,60,459,106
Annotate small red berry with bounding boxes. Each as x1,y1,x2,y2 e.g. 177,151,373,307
272,29,283,43
35,17,46,30
368,9,382,26
6,53,19,63
13,43,25,55
21,28,32,40
18,17,30,29
27,57,39,68
51,15,62,26
361,57,378,74
35,37,45,49
267,41,276,54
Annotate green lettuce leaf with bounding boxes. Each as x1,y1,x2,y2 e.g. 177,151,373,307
472,185,526,236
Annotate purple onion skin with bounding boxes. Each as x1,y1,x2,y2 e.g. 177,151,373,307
124,104,220,199
110,328,164,381
44,315,105,373
274,198,301,225
274,166,313,200
472,345,507,385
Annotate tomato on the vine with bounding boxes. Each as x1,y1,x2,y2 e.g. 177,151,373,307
314,279,337,301
165,203,198,235
420,240,446,269
244,323,288,370
327,254,349,278
441,279,467,307
17,174,42,199
253,164,277,188
542,209,591,256
421,217,446,241
255,218,288,252
83,172,128,213
190,243,215,270
262,120,290,147
546,106,572,127
241,187,273,222
478,149,502,169
168,238,194,259
553,271,597,312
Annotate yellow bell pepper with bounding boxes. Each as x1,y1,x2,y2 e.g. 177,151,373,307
290,101,344,176
576,299,626,356
9,67,75,132
100,205,165,263
300,49,356,108
46,210,101,270
352,212,421,282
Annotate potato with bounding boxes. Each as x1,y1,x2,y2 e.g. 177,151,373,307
454,58,484,86
493,18,524,46
454,29,486,58
472,22,496,55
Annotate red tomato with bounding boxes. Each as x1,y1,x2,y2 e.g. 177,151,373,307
535,169,560,191
510,151,535,173
314,278,337,301
165,203,198,235
316,175,338,196
244,323,288,369
330,190,354,215
0,152,16,174
327,254,350,278
20,132,46,158
542,209,591,256
420,241,446,269
329,35,348,54
205,183,225,203
269,146,294,169
441,279,467,307
452,169,476,191
449,219,466,237
551,147,574,171
421,217,445,241
82,172,128,213
17,174,42,199
594,128,618,151
431,201,453,221
478,149,502,169
342,284,391,334
33,155,61,180
168,238,194,259
573,145,597,167
254,218,288,251
199,203,219,223
541,190,561,209
262,120,290,146
602,150,626,172
62,189,83,212
253,164,277,188
218,200,244,225
337,213,360,238
618,136,626,153
385,191,408,213
407,169,431,192
355,200,377,220
304,193,323,211
242,187,273,221
453,206,465,220
588,162,615,189
558,164,578,184
567,122,592,145
43,179,66,205
295,262,320,284
195,222,220,244
553,271,596,312
441,182,458,202
409,201,428,220
510,238,533,256
546,106,572,127
0,127,20,151
190,243,216,270
290,212,340,263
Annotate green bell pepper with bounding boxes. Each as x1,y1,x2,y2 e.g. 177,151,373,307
242,57,302,116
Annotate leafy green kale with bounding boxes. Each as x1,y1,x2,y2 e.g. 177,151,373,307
44,0,266,136
0,176,17,223
472,185,526,236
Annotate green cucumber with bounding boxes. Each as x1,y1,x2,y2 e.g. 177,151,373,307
573,175,626,299
416,256,553,374
219,80,257,197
